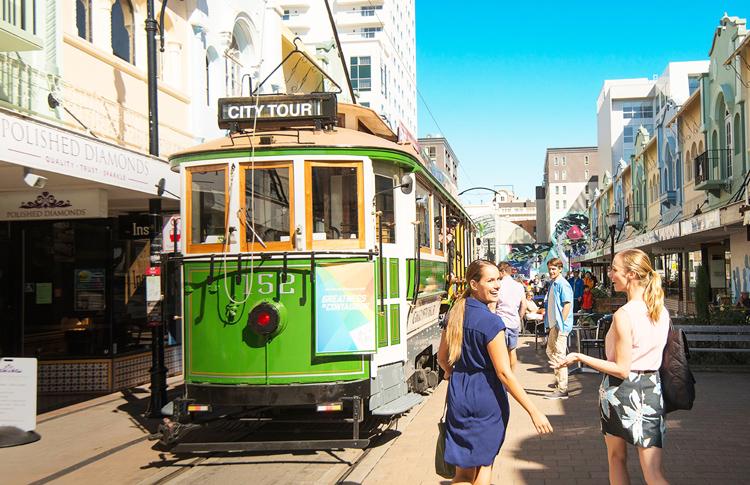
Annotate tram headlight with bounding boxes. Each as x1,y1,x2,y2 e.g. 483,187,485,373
247,301,286,336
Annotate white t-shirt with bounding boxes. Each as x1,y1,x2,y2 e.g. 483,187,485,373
495,275,525,330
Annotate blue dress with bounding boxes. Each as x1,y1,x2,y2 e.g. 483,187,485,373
444,297,510,468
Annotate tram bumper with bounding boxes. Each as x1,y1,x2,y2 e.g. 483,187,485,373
186,379,370,407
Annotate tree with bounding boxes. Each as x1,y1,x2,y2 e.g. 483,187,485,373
695,264,710,322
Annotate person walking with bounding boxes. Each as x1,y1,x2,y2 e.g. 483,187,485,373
553,249,670,484
438,260,553,485
495,262,526,371
544,258,574,399
571,270,585,313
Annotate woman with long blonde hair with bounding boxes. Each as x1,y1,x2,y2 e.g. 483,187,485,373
554,249,670,484
437,260,552,485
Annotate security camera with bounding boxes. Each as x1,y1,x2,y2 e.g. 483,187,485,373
23,171,47,188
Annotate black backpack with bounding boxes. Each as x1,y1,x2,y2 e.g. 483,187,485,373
659,326,696,413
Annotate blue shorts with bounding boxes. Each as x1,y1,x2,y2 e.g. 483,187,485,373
505,327,519,350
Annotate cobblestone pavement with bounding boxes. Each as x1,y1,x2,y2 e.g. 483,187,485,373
352,337,750,485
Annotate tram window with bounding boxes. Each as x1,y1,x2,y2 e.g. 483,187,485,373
188,167,226,250
242,164,293,250
375,175,395,243
416,184,431,249
434,199,445,253
308,164,363,247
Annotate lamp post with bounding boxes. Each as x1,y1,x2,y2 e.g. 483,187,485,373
562,240,572,274
605,211,620,296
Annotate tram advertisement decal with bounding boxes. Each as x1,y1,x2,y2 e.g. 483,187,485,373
314,262,376,355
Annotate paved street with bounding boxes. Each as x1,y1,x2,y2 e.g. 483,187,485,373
350,337,750,485
3,337,749,484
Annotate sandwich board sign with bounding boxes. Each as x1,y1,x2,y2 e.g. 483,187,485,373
0,358,40,446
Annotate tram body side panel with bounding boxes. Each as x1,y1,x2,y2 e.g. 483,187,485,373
183,259,370,386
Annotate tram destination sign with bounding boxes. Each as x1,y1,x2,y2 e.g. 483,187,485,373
218,93,337,130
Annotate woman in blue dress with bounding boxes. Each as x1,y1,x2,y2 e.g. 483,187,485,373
438,260,553,485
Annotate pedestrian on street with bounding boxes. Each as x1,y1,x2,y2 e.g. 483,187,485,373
438,259,552,485
494,261,526,372
553,249,670,484
544,258,574,399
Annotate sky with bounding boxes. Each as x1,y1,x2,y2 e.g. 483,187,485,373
414,1,749,202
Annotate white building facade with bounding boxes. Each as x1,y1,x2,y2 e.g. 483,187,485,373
276,0,417,138
597,78,656,175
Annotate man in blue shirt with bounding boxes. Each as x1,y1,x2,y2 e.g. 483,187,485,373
570,270,585,313
544,258,574,399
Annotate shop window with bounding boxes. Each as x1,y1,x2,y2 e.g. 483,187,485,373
76,0,92,41
375,175,396,243
306,162,364,249
111,0,135,64
186,166,227,253
241,162,294,251
416,184,431,250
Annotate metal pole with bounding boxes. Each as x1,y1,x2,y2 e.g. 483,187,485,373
146,0,159,157
322,0,357,104
146,0,167,417
610,225,616,297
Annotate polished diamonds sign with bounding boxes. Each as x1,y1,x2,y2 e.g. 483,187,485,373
0,189,107,220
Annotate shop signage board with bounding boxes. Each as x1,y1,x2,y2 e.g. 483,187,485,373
0,189,107,221
118,214,153,239
680,210,721,236
0,357,37,431
0,109,178,198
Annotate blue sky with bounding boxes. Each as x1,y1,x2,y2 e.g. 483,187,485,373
415,1,749,201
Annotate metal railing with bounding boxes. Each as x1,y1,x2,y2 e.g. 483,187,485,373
0,53,195,157
694,149,731,185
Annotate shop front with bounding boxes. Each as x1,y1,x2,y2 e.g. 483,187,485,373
0,107,182,399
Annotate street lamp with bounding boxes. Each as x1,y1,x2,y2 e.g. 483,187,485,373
562,240,572,273
605,211,620,295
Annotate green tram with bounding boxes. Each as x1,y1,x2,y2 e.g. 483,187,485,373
160,93,475,451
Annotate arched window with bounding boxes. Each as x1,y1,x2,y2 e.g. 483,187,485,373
111,0,135,64
725,108,732,178
76,0,92,41
225,20,258,96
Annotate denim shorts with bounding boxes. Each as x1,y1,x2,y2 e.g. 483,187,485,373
505,327,519,350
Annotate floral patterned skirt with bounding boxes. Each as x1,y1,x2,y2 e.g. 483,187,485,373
599,371,666,448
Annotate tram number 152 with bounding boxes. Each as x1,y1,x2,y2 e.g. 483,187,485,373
254,272,296,295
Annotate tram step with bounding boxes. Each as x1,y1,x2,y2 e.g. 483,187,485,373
370,392,423,416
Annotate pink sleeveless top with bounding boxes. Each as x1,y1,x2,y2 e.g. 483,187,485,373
605,300,670,371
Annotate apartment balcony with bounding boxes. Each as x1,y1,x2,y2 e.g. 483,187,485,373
659,189,677,208
335,10,384,28
694,149,730,195
336,0,383,6
0,0,42,51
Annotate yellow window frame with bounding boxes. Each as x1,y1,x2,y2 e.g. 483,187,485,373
239,160,295,252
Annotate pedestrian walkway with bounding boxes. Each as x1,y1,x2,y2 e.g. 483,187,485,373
352,336,750,485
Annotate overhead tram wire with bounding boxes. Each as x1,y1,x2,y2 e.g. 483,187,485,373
221,0,269,306
363,0,477,188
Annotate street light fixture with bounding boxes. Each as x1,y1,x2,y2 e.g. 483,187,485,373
605,211,620,295
562,240,572,273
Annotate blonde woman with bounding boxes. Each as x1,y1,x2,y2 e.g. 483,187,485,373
554,249,670,485
438,260,552,485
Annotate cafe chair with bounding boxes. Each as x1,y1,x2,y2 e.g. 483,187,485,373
579,314,611,359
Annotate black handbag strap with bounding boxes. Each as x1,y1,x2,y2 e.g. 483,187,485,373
440,393,449,423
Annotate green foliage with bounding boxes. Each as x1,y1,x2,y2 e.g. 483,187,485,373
709,308,750,325
695,264,710,322
591,287,609,299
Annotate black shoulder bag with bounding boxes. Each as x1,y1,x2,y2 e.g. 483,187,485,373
659,325,696,413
